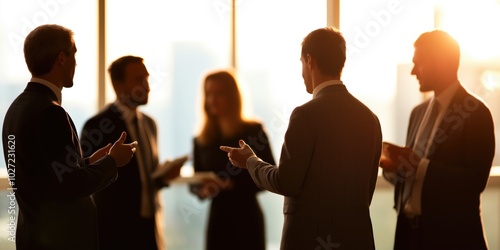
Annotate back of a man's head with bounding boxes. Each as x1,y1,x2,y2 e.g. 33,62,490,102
301,27,346,77
24,24,74,77
414,30,460,71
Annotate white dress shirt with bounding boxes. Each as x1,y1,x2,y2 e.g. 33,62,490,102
404,81,460,216
313,80,343,99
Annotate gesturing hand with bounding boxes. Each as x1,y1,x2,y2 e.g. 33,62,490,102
108,131,138,167
88,143,113,164
219,140,256,169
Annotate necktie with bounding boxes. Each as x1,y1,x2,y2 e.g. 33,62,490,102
132,115,153,167
413,99,441,158
131,115,155,218
399,99,440,214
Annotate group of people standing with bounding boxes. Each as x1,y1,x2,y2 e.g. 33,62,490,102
1,22,495,250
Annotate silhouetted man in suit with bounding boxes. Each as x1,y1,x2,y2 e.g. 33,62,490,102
380,30,495,250
221,27,382,250
81,56,182,250
2,24,136,250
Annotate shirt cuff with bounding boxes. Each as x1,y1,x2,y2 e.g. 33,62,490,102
246,155,262,169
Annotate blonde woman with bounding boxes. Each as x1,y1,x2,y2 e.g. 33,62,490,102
191,70,275,250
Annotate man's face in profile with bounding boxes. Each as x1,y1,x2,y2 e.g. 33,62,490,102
301,54,313,94
121,62,150,107
62,43,77,88
411,48,437,93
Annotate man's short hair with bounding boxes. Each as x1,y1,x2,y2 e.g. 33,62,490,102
108,56,144,83
414,30,460,71
301,27,346,77
24,24,74,76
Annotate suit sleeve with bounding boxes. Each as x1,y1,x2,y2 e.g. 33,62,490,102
368,117,382,204
42,106,117,199
247,106,313,196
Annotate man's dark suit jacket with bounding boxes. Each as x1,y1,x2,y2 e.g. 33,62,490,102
81,103,163,250
394,84,495,250
1,82,118,250
247,84,382,250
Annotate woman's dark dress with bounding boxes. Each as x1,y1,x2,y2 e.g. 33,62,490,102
193,123,275,250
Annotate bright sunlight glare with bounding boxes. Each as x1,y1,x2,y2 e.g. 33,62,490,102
436,0,500,60
481,70,500,91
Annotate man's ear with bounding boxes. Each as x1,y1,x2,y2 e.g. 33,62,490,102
306,54,314,69
57,51,66,65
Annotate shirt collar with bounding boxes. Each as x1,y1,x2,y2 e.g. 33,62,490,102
312,80,343,99
114,100,140,122
31,77,62,103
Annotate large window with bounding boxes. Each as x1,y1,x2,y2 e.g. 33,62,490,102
340,0,435,144
1,1,499,250
0,0,99,134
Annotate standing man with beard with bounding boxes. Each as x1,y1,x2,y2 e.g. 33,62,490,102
380,30,495,250
2,24,136,250
81,56,184,250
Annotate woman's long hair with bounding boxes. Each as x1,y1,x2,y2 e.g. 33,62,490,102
196,70,244,146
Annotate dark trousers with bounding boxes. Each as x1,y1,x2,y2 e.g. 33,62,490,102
394,213,422,250
138,217,158,250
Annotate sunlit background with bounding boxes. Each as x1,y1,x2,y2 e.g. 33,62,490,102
1,0,499,249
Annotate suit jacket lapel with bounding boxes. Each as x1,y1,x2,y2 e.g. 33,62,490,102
142,118,158,171
67,113,85,161
406,100,430,149
436,85,468,137
426,85,468,158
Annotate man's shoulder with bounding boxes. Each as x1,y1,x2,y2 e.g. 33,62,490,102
457,87,490,110
141,112,156,122
243,120,264,133
14,86,59,105
453,90,493,124
8,91,63,119
140,112,158,129
302,88,361,109
83,105,123,128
